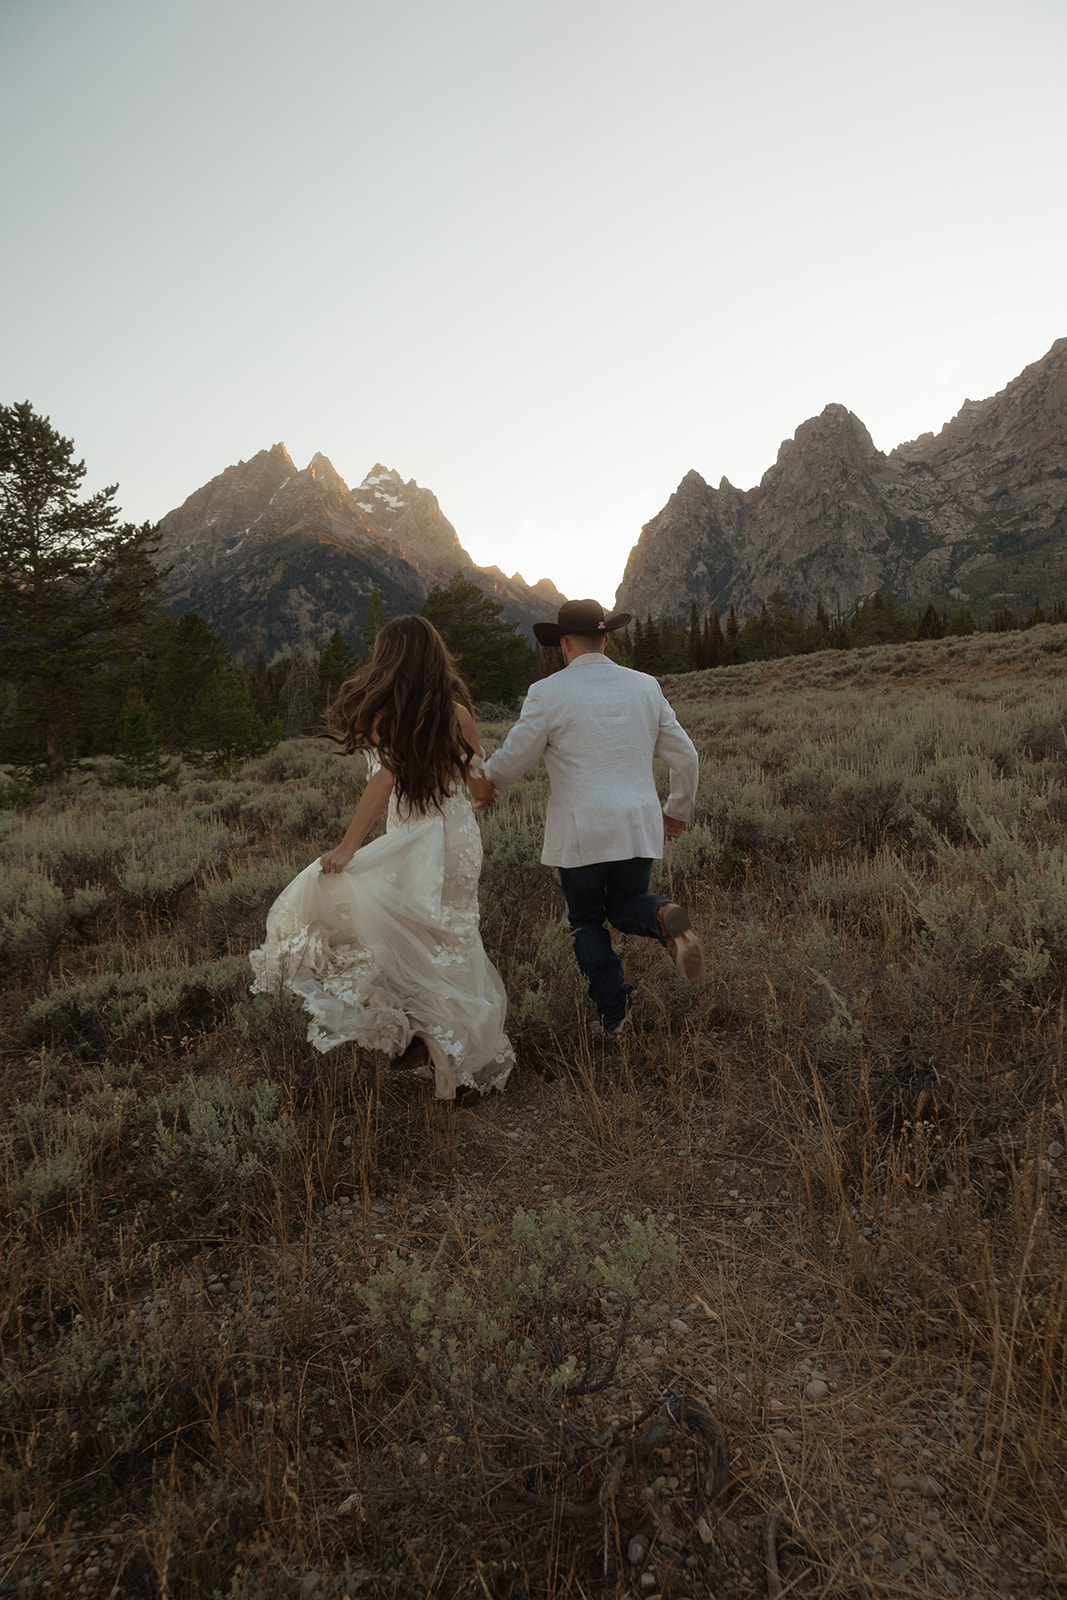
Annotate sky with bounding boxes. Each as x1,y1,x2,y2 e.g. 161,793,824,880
2,0,1065,606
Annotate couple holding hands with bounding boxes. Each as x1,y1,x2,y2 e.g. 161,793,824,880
250,599,704,1104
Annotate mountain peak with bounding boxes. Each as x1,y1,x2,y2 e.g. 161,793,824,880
307,452,349,492
152,449,571,662
617,337,1067,625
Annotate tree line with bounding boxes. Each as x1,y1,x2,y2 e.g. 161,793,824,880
590,589,1067,678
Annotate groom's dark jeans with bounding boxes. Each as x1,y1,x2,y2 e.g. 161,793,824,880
557,858,669,1028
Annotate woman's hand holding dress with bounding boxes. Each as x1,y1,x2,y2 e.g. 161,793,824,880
319,761,394,875
319,843,355,874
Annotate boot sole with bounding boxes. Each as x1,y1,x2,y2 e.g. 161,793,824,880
660,905,705,982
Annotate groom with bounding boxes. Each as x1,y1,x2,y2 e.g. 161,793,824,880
470,598,704,1034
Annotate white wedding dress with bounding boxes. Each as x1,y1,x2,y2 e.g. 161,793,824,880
249,752,514,1100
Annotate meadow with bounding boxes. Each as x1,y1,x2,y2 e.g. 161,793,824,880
1,625,1066,1599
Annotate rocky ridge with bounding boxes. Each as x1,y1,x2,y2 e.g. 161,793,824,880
616,338,1067,623
154,449,566,662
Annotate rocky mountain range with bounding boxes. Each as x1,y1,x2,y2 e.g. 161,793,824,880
153,448,566,662
616,337,1067,625
154,339,1066,661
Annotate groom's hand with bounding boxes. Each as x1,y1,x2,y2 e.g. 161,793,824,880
469,774,498,811
663,810,685,839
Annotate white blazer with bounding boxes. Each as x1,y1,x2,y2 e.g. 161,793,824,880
483,653,699,868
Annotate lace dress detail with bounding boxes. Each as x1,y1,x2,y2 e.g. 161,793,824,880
250,750,514,1099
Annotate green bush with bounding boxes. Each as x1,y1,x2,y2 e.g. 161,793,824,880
24,954,249,1048
148,1076,298,1204
359,1199,676,1412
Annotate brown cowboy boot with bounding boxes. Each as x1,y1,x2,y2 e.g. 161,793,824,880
657,903,705,982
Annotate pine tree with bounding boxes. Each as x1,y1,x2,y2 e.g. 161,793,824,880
363,587,389,653
947,606,977,637
185,669,278,774
724,604,740,664
636,613,663,676
0,401,165,771
916,603,944,640
659,617,684,673
706,611,723,669
107,687,176,789
317,629,361,710
686,602,702,671
630,615,646,671
148,610,230,745
421,573,532,704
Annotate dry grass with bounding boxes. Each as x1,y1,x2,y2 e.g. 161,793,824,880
2,628,1067,1598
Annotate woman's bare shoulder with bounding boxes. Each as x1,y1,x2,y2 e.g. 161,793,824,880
454,701,483,757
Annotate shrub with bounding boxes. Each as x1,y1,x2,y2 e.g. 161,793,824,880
14,1083,138,1220
356,1199,678,1495
119,815,243,904
24,954,249,1049
45,1295,270,1466
0,865,109,969
148,1076,298,1205
199,859,301,952
0,765,37,810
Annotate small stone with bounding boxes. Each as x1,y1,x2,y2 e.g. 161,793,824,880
917,1475,943,1499
803,1379,829,1400
1048,1141,1064,1159
669,1318,689,1333
890,1473,915,1491
628,1535,650,1565
208,1280,227,1295
638,1572,658,1594
696,1516,714,1545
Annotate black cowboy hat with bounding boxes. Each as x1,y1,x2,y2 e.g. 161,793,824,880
533,598,633,647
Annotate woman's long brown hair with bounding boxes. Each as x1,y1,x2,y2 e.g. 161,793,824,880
321,616,476,813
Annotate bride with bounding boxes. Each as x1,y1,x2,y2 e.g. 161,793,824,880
250,615,515,1103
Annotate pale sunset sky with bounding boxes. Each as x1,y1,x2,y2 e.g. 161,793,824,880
1,0,1064,604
